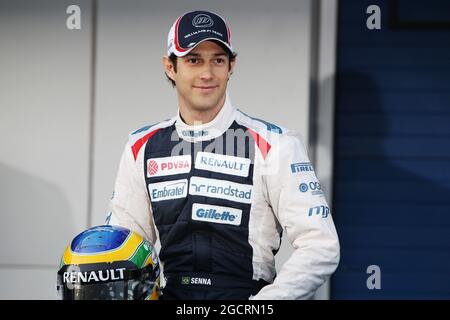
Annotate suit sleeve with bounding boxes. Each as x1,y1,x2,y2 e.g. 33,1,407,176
106,142,157,244
253,131,340,300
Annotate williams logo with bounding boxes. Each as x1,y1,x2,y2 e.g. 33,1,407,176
148,179,188,202
192,203,242,226
189,176,252,204
147,155,191,177
63,268,126,284
291,162,314,173
308,205,330,218
195,152,251,177
192,14,214,28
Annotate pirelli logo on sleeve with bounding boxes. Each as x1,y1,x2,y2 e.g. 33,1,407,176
195,152,251,177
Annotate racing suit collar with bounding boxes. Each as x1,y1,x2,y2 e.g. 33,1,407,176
175,92,236,142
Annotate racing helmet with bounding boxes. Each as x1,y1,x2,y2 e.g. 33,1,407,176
57,225,160,300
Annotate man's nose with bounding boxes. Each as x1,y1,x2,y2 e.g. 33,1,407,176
199,64,214,81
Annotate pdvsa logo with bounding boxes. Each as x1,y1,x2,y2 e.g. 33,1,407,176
147,155,191,177
147,160,159,176
192,14,214,28
192,203,242,226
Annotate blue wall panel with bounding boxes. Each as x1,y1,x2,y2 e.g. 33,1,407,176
331,0,450,299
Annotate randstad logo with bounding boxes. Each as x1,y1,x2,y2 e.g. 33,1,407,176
291,162,314,173
192,203,242,226
148,179,188,202
189,176,252,204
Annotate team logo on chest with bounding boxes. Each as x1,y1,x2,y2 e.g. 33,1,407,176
147,155,191,177
195,152,251,177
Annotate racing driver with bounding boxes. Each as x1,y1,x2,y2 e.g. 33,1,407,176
106,10,340,300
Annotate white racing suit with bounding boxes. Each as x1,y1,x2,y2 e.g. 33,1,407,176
107,94,340,299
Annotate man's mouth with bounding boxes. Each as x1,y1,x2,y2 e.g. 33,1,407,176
193,85,218,92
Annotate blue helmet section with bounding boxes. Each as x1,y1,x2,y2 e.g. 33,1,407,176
70,225,131,254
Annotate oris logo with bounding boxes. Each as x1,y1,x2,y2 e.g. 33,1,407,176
192,14,214,28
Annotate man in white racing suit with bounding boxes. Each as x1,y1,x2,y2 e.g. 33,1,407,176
107,10,340,300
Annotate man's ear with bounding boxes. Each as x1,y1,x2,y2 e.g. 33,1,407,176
162,56,176,81
229,58,237,77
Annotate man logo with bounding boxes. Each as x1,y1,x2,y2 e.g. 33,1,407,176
147,160,159,176
192,14,214,28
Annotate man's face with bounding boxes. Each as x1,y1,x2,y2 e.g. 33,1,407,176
164,41,235,114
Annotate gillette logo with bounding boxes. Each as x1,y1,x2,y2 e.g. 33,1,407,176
192,204,242,226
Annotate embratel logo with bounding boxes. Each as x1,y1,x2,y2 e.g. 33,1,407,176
192,14,214,28
291,162,315,173
192,203,242,226
147,155,191,177
189,176,252,204
195,152,251,177
148,179,188,202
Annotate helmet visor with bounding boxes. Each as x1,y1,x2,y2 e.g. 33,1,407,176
57,262,159,300
57,278,157,300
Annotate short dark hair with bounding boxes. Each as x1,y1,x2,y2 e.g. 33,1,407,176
165,41,237,87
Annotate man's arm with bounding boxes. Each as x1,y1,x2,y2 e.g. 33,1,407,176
253,131,340,300
106,142,157,244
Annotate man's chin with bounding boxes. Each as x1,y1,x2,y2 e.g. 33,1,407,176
191,97,222,111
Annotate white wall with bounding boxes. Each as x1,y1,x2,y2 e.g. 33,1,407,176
0,0,92,299
0,0,335,299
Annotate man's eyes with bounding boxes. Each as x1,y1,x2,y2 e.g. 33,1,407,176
187,58,199,64
185,58,226,65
